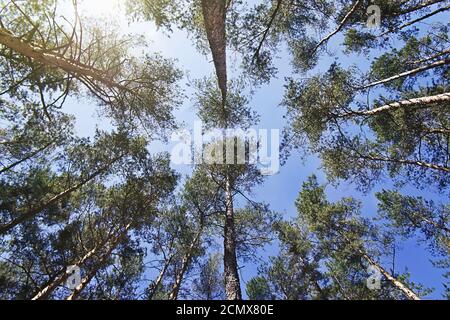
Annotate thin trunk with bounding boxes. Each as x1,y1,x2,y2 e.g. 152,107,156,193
411,212,450,234
168,228,203,300
252,0,283,62
0,141,53,175
32,245,101,300
360,154,450,173
339,232,420,300
330,274,352,300
339,92,450,118
0,155,122,235
380,5,450,37
410,48,450,65
147,256,172,300
0,28,132,94
424,127,450,135
223,174,242,300
360,59,450,89
313,0,362,54
66,223,131,300
360,252,420,300
394,0,447,17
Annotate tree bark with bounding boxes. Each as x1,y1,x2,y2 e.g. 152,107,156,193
65,223,131,300
360,153,450,173
360,252,420,300
380,5,450,37
394,0,447,17
223,174,242,300
32,245,101,300
0,141,53,175
168,227,203,300
339,92,450,118
360,59,450,89
147,256,172,300
313,0,362,54
0,155,122,235
0,28,132,94
339,232,420,300
200,0,228,106
252,0,283,62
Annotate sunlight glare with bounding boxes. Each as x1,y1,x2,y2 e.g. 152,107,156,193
78,0,123,18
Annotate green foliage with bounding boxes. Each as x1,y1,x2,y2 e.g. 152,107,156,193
246,276,272,300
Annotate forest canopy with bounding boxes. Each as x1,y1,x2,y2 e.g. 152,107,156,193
0,0,448,300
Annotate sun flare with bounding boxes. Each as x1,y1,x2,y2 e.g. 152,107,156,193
77,0,123,18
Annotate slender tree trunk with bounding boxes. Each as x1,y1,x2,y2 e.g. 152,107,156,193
360,252,420,300
0,155,122,235
313,0,362,53
380,5,450,37
340,92,450,118
66,224,131,300
360,153,450,173
424,127,450,135
168,228,203,300
340,232,420,300
223,174,242,300
360,59,450,89
32,245,101,300
252,0,283,62
148,255,173,300
331,274,352,300
410,212,450,234
410,48,450,65
0,141,53,175
394,0,447,17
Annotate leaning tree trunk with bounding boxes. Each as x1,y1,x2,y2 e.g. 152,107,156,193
65,223,131,300
360,251,420,300
200,0,227,106
0,155,122,235
223,174,242,300
0,141,53,175
338,231,420,300
0,28,131,93
359,153,450,173
32,245,102,300
359,58,450,89
340,92,450,118
148,254,174,300
168,227,203,300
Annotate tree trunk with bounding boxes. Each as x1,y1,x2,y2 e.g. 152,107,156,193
0,28,131,93
0,155,122,235
148,255,173,300
339,232,420,300
66,223,131,300
380,5,450,37
340,92,450,118
0,141,53,175
360,252,420,300
394,0,447,17
360,153,450,173
360,59,450,89
223,174,242,300
200,0,227,106
32,245,101,300
313,0,362,53
168,228,203,300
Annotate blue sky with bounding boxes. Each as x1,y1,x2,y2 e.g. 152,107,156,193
61,0,448,299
